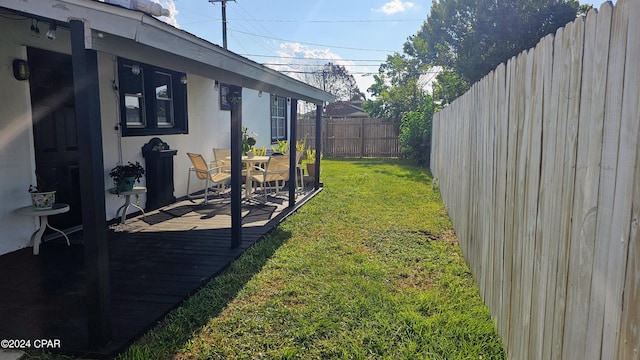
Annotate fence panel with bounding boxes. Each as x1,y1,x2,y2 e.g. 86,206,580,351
297,117,399,158
431,1,639,358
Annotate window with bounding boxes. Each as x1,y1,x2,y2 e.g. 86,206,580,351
271,95,287,142
118,58,187,136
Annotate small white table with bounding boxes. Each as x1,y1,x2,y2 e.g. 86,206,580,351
109,186,146,224
16,203,70,255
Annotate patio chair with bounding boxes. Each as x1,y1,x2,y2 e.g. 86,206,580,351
249,155,290,202
282,149,304,193
213,148,247,176
213,148,231,172
294,150,304,193
186,152,231,204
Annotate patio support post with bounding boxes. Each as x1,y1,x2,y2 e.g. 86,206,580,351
289,98,298,207
314,104,323,189
229,85,243,248
69,20,112,348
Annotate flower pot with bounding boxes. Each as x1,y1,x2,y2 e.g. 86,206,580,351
116,176,136,193
246,150,255,158
31,191,56,210
306,163,316,178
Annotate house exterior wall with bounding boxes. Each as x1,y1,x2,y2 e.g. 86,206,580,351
98,61,230,217
242,89,292,151
0,17,74,255
0,16,250,255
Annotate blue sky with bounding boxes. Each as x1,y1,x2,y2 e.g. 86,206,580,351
152,0,432,96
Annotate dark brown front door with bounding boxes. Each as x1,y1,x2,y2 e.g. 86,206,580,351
28,47,82,231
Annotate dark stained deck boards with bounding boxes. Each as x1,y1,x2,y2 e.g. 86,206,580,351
0,189,319,358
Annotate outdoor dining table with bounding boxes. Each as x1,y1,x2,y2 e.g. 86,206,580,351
227,155,270,199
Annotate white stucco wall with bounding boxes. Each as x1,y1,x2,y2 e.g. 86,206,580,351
0,18,74,255
242,89,292,151
0,17,243,255
99,58,231,219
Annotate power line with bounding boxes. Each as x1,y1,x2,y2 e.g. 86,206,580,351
243,54,387,62
181,18,424,26
232,1,282,55
267,63,382,67
229,29,395,52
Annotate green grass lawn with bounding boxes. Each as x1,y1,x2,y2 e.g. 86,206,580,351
34,159,505,359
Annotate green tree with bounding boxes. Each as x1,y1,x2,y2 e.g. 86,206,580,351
406,0,583,85
367,0,588,166
432,69,468,106
363,53,428,124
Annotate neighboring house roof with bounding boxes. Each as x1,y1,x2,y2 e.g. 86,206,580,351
324,100,369,118
3,0,334,105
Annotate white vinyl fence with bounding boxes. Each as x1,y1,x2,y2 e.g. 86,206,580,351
431,1,639,358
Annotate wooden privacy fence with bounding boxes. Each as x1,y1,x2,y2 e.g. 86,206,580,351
431,1,639,359
297,117,399,158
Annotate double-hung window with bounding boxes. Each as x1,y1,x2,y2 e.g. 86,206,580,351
118,58,188,136
270,95,287,142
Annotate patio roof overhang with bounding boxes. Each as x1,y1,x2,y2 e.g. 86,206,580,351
2,0,335,105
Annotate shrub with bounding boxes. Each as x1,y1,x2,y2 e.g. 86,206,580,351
399,101,432,166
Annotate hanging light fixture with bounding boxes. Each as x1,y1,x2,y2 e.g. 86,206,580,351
30,19,40,36
131,64,141,75
180,75,188,85
46,20,57,40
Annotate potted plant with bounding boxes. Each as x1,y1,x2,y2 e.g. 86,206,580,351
242,127,258,157
271,139,289,155
28,175,57,210
109,161,145,193
305,148,323,178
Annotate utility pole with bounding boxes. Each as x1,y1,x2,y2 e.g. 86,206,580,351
209,0,235,49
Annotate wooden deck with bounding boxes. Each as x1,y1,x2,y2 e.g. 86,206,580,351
0,189,319,358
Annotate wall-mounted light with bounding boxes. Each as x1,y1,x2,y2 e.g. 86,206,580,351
258,90,263,97
214,80,219,91
131,64,141,75
30,19,40,36
180,75,187,85
46,20,57,40
13,59,30,81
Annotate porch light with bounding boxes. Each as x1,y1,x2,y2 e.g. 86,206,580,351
131,64,141,75
258,90,263,97
46,20,57,40
214,80,219,91
180,75,187,85
12,59,30,81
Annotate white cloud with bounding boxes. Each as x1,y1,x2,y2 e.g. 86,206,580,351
152,0,179,27
375,0,416,15
269,42,355,78
266,42,375,99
